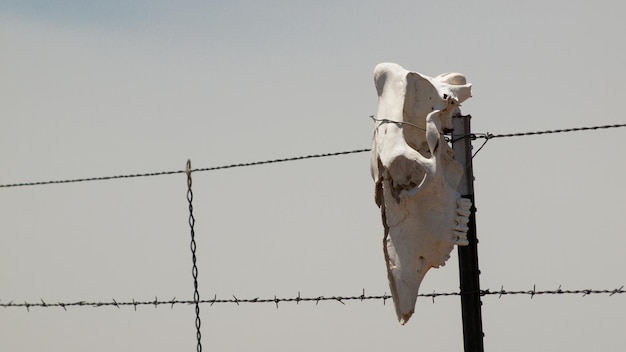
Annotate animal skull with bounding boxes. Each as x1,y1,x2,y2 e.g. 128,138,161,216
370,63,472,324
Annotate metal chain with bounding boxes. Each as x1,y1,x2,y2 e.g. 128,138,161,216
186,160,202,352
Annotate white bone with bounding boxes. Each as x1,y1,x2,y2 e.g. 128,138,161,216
370,63,472,324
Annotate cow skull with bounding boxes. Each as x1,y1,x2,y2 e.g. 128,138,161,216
370,63,472,324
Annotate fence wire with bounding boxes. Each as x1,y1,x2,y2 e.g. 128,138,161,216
1,122,625,189
2,286,623,311
185,160,202,352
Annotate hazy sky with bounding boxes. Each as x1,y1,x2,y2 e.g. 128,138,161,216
2,1,626,351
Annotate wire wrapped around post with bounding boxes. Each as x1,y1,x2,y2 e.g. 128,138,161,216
186,159,202,352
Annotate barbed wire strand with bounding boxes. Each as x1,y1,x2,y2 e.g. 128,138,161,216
0,150,370,189
1,122,625,189
186,160,202,352
1,286,624,311
483,123,626,139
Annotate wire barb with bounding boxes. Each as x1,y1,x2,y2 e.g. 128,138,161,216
170,297,177,309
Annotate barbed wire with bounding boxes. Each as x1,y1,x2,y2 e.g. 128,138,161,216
1,286,623,311
0,169,186,188
478,123,626,139
1,122,625,189
0,149,370,189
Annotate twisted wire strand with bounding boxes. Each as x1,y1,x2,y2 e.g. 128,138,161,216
482,123,626,139
0,170,186,188
2,286,623,311
191,149,371,173
185,160,202,352
1,122,625,189
0,150,370,189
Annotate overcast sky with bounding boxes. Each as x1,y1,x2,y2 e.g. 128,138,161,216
2,1,626,351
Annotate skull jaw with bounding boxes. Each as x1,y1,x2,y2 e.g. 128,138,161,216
381,177,467,324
